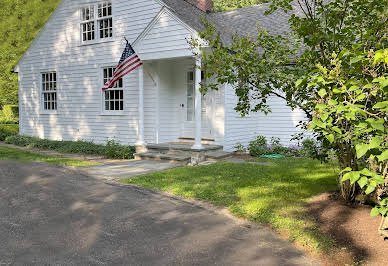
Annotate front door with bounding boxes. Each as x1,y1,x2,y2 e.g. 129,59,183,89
180,70,213,140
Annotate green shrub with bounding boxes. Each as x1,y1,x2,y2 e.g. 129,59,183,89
0,124,19,141
4,135,135,159
248,135,269,156
2,105,19,121
106,140,136,160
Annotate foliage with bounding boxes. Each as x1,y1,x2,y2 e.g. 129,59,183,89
246,135,323,158
306,48,387,215
5,135,135,159
123,158,339,254
233,142,247,153
2,105,18,120
106,139,136,160
213,0,268,11
0,146,98,167
0,0,61,108
192,0,387,125
0,124,19,141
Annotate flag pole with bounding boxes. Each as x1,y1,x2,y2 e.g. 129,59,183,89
123,36,156,85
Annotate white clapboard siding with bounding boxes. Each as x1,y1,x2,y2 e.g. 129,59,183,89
17,0,201,145
223,84,309,152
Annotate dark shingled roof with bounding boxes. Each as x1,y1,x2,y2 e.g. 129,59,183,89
159,0,305,46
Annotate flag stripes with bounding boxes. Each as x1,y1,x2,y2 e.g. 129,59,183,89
102,41,143,91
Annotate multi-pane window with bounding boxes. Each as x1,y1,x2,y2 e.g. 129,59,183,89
81,5,95,41
41,72,57,111
103,67,123,111
98,2,113,39
80,1,112,43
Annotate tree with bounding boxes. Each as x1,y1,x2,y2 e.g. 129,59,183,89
191,0,388,201
0,0,61,109
213,0,268,11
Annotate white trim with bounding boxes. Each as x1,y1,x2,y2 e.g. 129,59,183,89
98,63,126,116
136,65,146,146
78,1,116,46
39,69,59,115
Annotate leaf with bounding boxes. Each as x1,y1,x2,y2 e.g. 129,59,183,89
341,167,352,173
365,185,375,195
350,56,363,64
349,172,361,184
332,126,342,134
357,176,368,188
318,89,327,97
371,207,381,217
377,150,388,162
326,134,335,143
356,143,369,158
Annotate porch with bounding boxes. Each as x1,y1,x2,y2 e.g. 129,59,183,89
134,56,225,154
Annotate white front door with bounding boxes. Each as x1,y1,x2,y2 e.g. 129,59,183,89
180,70,213,140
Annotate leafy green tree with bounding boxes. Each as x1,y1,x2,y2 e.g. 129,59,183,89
191,0,387,203
0,0,61,109
306,48,387,209
213,0,268,11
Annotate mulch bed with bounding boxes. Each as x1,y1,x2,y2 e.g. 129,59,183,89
307,193,387,266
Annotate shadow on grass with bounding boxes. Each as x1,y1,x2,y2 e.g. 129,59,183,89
124,158,342,254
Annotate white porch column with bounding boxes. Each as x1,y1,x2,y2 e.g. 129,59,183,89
136,65,146,146
192,57,203,150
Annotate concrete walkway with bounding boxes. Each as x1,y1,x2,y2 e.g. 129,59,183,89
79,160,182,180
0,160,319,265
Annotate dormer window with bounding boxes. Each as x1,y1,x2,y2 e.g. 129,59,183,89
80,1,113,43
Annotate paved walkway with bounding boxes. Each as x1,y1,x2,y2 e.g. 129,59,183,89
0,160,319,265
79,160,182,180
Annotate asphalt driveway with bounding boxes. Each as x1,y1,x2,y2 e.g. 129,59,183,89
0,160,317,265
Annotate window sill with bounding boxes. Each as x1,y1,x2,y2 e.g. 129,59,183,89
100,111,126,116
80,38,116,47
40,110,58,115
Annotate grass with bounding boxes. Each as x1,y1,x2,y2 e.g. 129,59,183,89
122,157,339,254
0,146,99,167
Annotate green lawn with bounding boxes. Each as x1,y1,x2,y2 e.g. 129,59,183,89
122,158,339,254
0,146,99,167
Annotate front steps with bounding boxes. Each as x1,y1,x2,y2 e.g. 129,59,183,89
135,143,231,165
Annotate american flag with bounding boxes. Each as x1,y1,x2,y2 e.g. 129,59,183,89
102,41,143,91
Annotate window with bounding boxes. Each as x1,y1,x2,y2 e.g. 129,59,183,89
186,71,206,121
103,67,123,111
80,1,112,43
41,72,57,111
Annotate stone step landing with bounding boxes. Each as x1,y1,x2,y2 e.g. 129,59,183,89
135,143,231,165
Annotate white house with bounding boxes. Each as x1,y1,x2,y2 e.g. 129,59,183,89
14,0,307,153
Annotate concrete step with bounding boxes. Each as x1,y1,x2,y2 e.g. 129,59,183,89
146,143,223,153
135,152,191,164
206,151,232,160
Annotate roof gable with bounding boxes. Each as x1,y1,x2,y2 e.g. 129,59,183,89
133,7,199,60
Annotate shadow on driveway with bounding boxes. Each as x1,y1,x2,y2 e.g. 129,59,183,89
0,160,318,265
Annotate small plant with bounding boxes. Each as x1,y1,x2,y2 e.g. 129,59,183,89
233,142,247,153
248,135,270,157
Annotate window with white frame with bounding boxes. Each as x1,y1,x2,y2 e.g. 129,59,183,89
103,67,124,111
80,1,112,43
41,72,57,111
186,70,206,121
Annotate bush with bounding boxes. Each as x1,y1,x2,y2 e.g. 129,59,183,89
0,124,19,141
2,105,18,121
248,135,324,158
4,135,135,159
248,136,269,156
